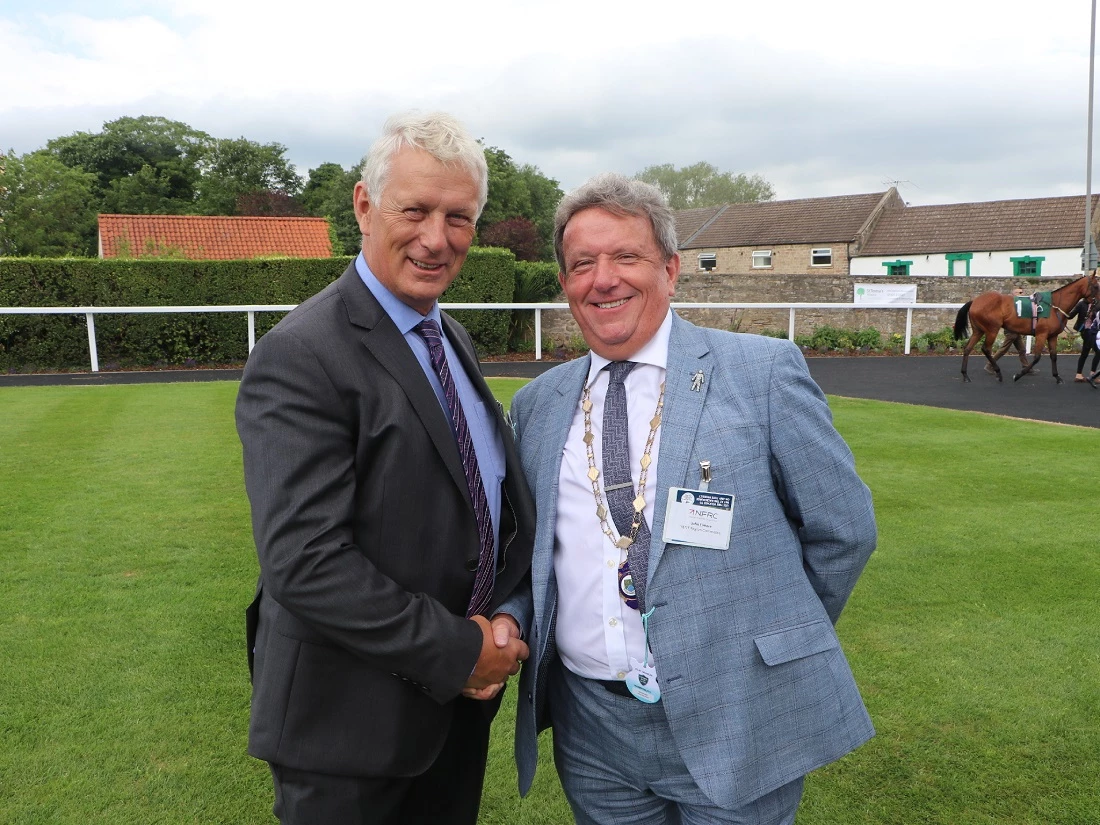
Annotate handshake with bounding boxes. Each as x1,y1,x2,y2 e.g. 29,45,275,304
462,614,528,701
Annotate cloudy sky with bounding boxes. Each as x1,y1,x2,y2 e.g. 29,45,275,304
1,0,1096,206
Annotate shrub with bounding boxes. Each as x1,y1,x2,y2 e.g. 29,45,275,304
0,249,516,370
853,327,883,350
913,325,957,352
509,260,560,349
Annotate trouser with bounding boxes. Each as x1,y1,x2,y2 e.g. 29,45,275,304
550,662,804,825
269,698,490,825
1077,329,1099,374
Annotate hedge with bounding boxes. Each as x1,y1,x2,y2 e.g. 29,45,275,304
0,249,515,372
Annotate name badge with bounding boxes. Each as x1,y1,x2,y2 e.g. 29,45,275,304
661,487,734,550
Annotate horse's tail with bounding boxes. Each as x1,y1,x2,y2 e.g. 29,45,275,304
954,302,972,340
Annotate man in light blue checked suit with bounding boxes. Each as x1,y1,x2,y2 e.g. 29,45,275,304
490,173,877,824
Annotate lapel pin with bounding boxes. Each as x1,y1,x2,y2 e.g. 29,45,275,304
690,370,704,392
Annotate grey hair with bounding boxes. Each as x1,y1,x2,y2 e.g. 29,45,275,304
360,111,489,218
553,173,678,273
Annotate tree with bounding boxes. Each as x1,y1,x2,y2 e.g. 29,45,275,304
0,150,98,256
101,163,177,215
47,115,209,212
194,137,303,216
299,161,361,255
634,162,775,209
480,147,561,260
480,217,542,262
236,191,304,217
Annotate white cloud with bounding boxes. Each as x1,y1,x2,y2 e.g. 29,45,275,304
2,0,1098,205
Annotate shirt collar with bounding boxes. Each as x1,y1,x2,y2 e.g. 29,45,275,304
586,309,673,387
354,252,441,333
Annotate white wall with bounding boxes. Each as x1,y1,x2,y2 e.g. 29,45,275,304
850,247,1084,278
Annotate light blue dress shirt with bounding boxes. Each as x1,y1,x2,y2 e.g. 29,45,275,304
354,254,506,558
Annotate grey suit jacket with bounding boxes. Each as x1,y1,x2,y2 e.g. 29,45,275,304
236,263,534,778
500,313,875,808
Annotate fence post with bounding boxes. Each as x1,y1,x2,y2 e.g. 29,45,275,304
534,309,542,361
788,308,796,342
85,312,100,372
904,308,913,354
248,310,256,353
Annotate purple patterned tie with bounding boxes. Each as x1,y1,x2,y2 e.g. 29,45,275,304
415,319,495,617
603,361,650,612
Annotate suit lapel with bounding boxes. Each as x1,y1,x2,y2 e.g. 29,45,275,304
532,356,590,623
336,267,468,499
648,315,712,587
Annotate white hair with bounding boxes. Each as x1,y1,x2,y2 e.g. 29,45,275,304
360,111,488,218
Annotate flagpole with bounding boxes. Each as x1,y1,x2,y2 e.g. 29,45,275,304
1086,0,1097,271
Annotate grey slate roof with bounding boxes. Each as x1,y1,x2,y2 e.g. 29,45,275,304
677,192,890,249
858,195,1100,255
674,206,725,247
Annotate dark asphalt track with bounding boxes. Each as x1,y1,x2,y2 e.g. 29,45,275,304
2,355,1096,429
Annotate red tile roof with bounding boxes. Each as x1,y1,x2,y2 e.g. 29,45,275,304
678,192,893,249
858,195,1100,255
97,214,334,260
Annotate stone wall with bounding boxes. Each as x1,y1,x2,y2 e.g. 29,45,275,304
538,274,1077,345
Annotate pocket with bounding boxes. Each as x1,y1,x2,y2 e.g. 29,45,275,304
245,587,262,681
709,423,766,461
754,619,838,666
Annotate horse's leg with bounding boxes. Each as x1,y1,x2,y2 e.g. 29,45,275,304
975,330,1004,382
979,339,1003,382
961,331,981,382
986,335,1011,373
986,333,1022,374
1048,336,1062,384
1014,340,1044,382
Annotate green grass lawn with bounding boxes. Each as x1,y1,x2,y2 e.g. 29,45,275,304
0,381,1096,824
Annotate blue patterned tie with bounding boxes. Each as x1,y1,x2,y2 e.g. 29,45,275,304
603,360,650,612
415,319,495,618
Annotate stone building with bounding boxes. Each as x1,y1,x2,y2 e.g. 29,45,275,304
850,195,1100,279
539,189,1090,346
677,189,902,276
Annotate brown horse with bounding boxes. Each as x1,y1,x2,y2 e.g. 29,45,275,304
953,273,1100,383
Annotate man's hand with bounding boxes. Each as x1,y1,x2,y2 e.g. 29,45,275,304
463,614,527,700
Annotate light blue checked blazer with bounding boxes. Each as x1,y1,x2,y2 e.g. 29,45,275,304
498,313,876,809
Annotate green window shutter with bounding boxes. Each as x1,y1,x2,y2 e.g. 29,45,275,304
1009,256,1045,276
945,252,973,276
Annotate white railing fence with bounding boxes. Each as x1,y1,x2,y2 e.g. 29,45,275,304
0,301,981,373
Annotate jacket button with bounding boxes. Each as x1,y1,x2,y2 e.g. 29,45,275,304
465,558,479,572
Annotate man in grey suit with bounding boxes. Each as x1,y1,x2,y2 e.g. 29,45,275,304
236,111,534,825
495,174,876,824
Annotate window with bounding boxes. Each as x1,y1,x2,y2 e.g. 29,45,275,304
752,250,772,268
945,252,973,277
881,260,912,276
811,248,832,267
1010,256,1045,276
698,253,717,271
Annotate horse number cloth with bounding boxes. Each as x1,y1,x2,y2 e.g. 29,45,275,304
1014,292,1052,319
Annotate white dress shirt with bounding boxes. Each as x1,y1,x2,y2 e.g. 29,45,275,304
554,311,672,681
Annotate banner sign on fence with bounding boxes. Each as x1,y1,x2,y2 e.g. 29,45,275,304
854,284,917,304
